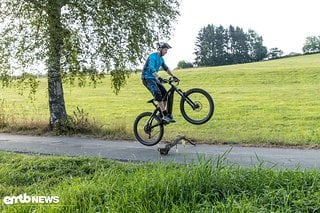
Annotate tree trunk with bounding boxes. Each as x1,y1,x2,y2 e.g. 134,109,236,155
47,1,67,129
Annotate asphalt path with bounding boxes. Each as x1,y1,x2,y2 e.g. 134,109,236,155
0,133,319,169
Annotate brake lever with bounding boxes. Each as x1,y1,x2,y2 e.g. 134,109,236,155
168,77,180,85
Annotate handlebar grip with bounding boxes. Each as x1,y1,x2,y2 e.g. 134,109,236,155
169,76,180,82
160,77,180,84
173,76,180,82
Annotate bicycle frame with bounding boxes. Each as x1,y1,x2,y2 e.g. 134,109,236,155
164,81,200,111
145,79,201,130
143,104,163,135
135,77,214,146
148,80,200,113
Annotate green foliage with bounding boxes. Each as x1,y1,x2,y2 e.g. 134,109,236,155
0,99,9,128
0,70,12,88
194,24,267,67
15,73,40,101
0,0,180,126
268,47,284,59
1,54,320,145
52,106,100,135
110,69,130,95
303,36,320,54
176,60,194,69
0,152,320,212
62,68,105,88
0,0,180,91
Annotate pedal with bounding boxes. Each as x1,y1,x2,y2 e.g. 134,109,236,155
160,119,170,125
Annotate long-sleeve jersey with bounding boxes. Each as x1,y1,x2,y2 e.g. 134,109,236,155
141,52,169,79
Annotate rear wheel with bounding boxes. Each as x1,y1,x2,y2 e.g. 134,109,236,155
180,88,214,125
133,112,164,146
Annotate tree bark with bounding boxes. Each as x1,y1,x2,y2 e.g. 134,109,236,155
47,1,67,129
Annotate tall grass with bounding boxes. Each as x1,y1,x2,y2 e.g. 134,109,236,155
0,151,319,212
1,54,320,146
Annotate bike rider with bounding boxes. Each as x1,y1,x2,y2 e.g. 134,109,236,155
141,42,178,123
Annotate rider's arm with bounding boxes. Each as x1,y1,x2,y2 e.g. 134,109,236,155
153,72,160,79
166,69,174,77
161,59,175,77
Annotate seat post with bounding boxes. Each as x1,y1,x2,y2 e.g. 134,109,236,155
147,98,157,107
151,100,157,107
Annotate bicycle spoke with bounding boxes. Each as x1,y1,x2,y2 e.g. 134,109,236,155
134,112,163,146
186,94,209,119
148,128,161,139
180,88,214,124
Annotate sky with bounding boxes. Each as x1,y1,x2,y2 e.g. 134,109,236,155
164,0,320,68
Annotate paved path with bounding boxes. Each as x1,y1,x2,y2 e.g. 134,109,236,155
0,133,319,169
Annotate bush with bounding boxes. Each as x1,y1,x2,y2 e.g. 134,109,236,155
176,60,194,69
52,107,99,135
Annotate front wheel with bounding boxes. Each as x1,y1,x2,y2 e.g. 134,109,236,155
180,88,214,125
133,112,164,146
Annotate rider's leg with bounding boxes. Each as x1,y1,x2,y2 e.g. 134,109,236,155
166,92,175,122
157,101,171,123
142,79,173,123
157,101,166,113
157,83,174,123
143,79,169,122
156,82,167,114
163,100,167,111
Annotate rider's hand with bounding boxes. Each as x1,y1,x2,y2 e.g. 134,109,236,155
157,76,164,83
172,76,180,82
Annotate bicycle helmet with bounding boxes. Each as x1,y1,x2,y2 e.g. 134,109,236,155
156,42,172,49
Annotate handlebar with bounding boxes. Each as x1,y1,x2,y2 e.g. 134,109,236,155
159,76,180,85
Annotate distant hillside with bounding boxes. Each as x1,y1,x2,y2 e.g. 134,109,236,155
1,53,320,146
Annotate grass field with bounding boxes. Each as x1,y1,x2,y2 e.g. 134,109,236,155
1,54,320,146
0,151,319,212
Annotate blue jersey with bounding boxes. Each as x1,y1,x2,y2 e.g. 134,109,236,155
142,52,169,79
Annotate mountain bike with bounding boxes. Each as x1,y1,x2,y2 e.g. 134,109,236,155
133,77,214,146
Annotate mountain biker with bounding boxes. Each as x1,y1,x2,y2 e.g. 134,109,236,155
141,42,177,123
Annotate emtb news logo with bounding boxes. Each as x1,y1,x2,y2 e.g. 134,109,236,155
3,193,59,205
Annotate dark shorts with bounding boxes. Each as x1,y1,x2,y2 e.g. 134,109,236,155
142,78,167,102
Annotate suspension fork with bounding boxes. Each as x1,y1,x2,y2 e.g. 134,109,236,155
176,88,199,110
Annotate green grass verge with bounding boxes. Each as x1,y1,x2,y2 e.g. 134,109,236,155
0,151,319,212
1,54,320,146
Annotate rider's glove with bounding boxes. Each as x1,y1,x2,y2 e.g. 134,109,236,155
172,76,180,82
157,76,164,83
